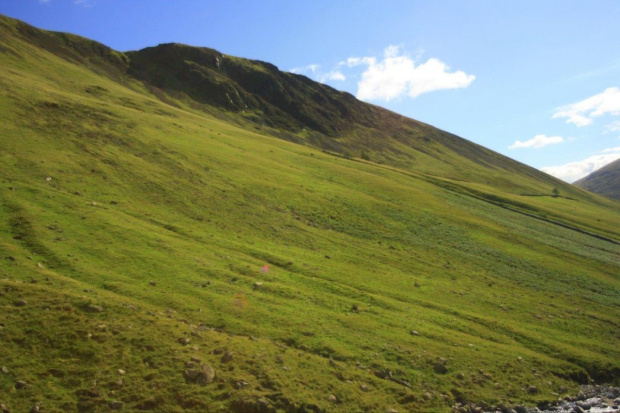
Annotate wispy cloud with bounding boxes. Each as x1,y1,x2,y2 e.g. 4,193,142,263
352,46,475,101
541,147,620,182
74,0,96,6
290,64,319,75
604,120,620,134
552,87,620,127
509,134,564,149
39,0,52,3
317,70,346,83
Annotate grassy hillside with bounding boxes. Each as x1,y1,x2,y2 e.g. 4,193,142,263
0,14,619,413
573,159,620,201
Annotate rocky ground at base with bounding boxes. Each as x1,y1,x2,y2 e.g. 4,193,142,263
452,385,620,413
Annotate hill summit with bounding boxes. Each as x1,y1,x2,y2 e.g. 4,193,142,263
0,14,619,412
573,159,620,200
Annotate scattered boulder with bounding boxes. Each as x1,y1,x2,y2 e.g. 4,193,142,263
234,380,249,389
178,337,191,345
527,385,538,394
14,300,27,307
1,366,8,374
433,362,448,374
360,384,369,392
184,364,215,385
409,330,420,336
15,380,27,389
328,395,338,403
253,282,263,290
109,400,124,410
1,402,9,413
84,304,104,313
325,255,331,259
230,397,274,413
374,369,392,380
117,369,125,375
221,351,234,363
37,263,44,269
149,281,156,286
30,404,39,413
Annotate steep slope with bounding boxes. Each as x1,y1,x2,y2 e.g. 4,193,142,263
0,14,619,413
573,159,620,200
126,43,570,192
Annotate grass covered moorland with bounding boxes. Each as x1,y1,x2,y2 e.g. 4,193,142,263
0,15,619,412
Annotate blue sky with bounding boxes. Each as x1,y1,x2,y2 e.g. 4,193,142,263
2,0,620,182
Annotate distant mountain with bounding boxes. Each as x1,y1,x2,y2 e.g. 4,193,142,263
573,159,620,200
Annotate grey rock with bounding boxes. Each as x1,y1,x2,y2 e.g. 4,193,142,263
1,366,8,374
177,337,191,345
527,385,538,394
184,364,215,385
409,330,420,336
109,400,124,410
221,351,234,363
433,362,448,374
29,404,39,413
14,300,27,307
15,380,27,389
84,304,104,313
234,380,249,389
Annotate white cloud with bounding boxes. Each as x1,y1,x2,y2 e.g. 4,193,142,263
351,46,475,101
317,70,346,83
509,134,564,149
552,87,620,127
345,57,376,67
541,148,620,182
39,0,52,3
290,64,320,75
604,120,620,134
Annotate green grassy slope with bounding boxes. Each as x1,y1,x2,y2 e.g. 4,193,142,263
574,159,620,201
1,14,619,413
